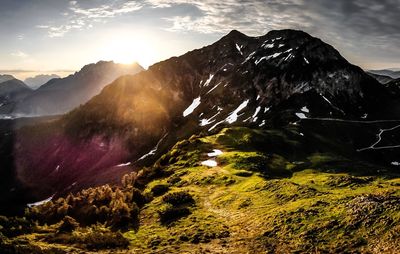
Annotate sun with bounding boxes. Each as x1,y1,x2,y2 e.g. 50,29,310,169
100,35,156,68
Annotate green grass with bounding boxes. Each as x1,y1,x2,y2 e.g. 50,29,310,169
3,127,400,253
122,127,400,253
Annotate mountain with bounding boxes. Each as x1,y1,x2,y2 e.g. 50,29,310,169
2,29,400,253
367,72,393,84
369,69,400,79
24,74,60,89
10,61,144,116
0,74,15,83
3,29,400,212
0,78,33,115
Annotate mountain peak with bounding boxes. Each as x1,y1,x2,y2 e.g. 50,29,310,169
221,29,248,41
0,74,16,84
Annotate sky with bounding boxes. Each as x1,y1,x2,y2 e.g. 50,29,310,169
1,0,400,80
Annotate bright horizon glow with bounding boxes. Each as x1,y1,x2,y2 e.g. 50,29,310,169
98,32,159,69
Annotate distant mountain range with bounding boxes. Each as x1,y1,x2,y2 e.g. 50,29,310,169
2,29,400,211
0,74,16,83
24,74,60,89
0,61,143,116
368,69,400,79
366,72,393,84
0,77,33,115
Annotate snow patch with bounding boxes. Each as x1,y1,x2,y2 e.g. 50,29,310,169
252,106,261,121
116,162,131,167
226,100,249,124
200,111,221,126
201,159,218,167
138,148,157,161
235,43,243,55
301,106,309,113
296,113,307,119
27,195,54,208
255,56,269,65
183,97,201,117
208,120,225,131
263,43,274,49
137,133,168,161
200,118,215,126
206,82,221,94
208,149,223,157
242,51,256,64
271,52,283,58
283,53,294,62
203,74,214,87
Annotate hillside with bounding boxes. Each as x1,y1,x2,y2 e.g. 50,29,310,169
1,127,399,253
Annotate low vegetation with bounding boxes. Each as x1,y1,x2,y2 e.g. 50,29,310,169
1,127,400,253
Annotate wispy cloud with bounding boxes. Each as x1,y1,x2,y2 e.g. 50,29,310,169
37,0,143,37
11,51,28,58
148,0,306,35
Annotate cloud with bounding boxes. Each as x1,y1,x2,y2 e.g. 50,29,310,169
145,0,400,66
148,0,306,35
11,51,28,58
37,0,143,37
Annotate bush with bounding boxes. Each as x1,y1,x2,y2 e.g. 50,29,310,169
49,225,129,250
151,184,170,196
132,188,147,207
58,216,79,233
0,216,33,237
27,184,141,229
162,191,194,206
158,206,191,224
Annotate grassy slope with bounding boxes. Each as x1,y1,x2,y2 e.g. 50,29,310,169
2,127,400,253
125,127,400,253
